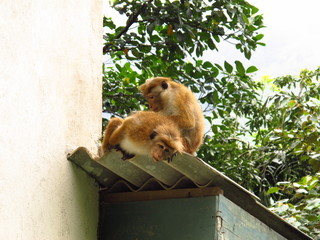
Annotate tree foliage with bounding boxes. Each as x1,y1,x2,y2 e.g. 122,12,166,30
103,0,319,237
199,68,320,237
200,68,320,199
103,0,264,122
268,174,320,238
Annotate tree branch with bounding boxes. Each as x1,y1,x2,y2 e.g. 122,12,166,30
103,0,154,54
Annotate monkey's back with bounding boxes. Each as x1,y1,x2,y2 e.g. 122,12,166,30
164,82,204,153
123,111,176,142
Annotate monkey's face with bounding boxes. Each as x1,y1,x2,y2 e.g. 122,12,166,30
140,78,170,111
149,127,184,162
151,143,176,162
146,93,163,112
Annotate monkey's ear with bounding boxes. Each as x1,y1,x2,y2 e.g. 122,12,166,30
161,81,168,89
149,130,158,140
138,84,146,93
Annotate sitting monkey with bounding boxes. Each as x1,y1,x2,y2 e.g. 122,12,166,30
139,77,204,154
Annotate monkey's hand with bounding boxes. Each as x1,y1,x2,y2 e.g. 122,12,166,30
110,144,135,160
121,150,135,160
167,152,177,163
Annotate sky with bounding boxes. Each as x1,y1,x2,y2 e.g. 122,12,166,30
104,0,320,79
215,0,320,79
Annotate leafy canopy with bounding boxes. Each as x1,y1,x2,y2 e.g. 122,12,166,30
268,174,320,238
103,0,265,120
199,68,320,201
199,68,320,238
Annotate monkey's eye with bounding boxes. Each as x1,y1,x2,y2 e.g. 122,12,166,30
161,81,168,89
150,131,157,140
149,95,154,99
158,144,164,149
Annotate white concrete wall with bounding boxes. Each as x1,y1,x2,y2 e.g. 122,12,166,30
0,1,102,239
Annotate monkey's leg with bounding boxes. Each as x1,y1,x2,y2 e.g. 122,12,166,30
168,112,196,130
101,118,124,154
107,121,137,160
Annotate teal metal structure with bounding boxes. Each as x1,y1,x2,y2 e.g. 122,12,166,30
68,147,312,240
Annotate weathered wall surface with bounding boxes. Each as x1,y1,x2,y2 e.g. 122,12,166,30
0,1,102,239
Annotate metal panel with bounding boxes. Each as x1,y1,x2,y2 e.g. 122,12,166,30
165,153,215,185
216,195,286,240
128,155,184,186
99,196,218,240
67,147,119,186
98,151,152,187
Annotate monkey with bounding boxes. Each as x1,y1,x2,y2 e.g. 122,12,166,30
139,77,204,155
101,111,184,162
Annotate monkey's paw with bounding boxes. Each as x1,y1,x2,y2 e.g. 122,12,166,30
167,152,177,163
121,151,135,160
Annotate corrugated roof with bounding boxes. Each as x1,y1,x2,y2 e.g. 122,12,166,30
68,147,312,240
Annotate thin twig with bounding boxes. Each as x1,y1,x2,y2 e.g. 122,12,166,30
103,0,154,54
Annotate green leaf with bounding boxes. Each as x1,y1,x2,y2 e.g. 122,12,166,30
115,64,122,72
212,90,219,103
103,17,116,29
185,63,193,74
257,42,266,46
246,66,258,73
227,83,235,92
306,215,319,222
203,61,213,69
224,61,233,73
131,48,143,58
213,35,220,43
207,38,216,50
267,187,280,195
215,63,223,71
211,66,219,77
139,45,151,53
244,48,252,59
251,6,259,15
147,23,155,35
235,61,245,75
123,62,130,69
253,34,264,41
242,13,249,24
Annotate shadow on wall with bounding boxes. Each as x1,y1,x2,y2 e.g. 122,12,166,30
68,163,99,237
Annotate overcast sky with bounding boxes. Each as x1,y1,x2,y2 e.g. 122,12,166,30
105,0,320,79
216,0,320,79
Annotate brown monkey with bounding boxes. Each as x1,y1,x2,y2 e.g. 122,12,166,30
101,111,184,162
139,77,204,154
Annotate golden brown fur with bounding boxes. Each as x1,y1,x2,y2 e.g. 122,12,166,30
101,111,184,162
139,77,204,154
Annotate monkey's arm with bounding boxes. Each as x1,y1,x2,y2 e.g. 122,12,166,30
169,96,197,129
168,112,196,129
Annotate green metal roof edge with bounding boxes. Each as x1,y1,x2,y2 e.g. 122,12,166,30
67,147,313,240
